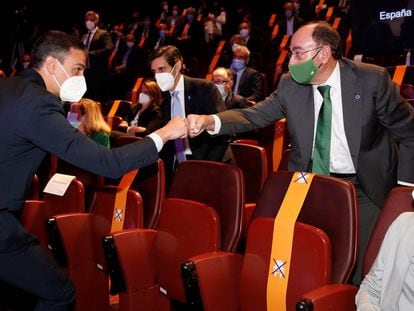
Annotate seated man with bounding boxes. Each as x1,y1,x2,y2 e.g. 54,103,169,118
230,45,265,103
212,67,250,109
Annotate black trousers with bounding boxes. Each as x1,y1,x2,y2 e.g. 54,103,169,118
342,176,381,286
0,211,75,310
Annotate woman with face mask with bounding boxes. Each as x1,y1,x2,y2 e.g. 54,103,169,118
118,79,163,137
77,98,112,148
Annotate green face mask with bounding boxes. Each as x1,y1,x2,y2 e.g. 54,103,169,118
288,58,319,84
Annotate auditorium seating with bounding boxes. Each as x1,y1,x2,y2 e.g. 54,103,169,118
181,217,331,310
296,186,414,310
168,160,244,252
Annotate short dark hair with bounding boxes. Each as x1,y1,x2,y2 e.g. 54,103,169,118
312,21,343,59
30,30,86,69
148,45,183,68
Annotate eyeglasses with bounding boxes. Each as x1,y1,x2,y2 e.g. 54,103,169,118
288,46,322,60
213,79,230,85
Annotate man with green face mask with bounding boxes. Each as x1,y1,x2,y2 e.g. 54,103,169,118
186,21,414,286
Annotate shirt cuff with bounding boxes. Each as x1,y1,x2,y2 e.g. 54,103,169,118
147,133,163,152
398,180,414,187
207,114,221,135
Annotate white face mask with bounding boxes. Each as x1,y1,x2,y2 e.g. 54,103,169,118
126,41,135,48
52,59,87,102
85,21,96,31
216,84,228,99
239,28,249,38
155,62,177,92
138,92,151,105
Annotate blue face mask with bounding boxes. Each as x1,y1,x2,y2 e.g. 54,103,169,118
67,112,80,128
159,30,165,38
231,59,246,72
186,14,194,23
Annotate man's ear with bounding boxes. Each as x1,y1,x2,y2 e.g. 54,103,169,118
320,45,331,63
44,56,57,75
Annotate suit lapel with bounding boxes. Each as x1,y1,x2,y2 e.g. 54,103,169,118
297,86,316,165
339,59,361,167
183,77,193,115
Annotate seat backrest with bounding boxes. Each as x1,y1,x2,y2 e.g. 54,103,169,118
105,228,170,311
101,100,132,118
43,178,85,216
155,198,221,303
26,174,40,200
111,135,142,148
363,186,414,275
230,142,268,204
240,217,331,311
48,213,110,311
133,159,166,228
253,171,357,283
400,83,414,99
104,115,123,131
107,136,164,229
168,160,244,251
56,159,105,212
92,185,144,229
20,200,50,251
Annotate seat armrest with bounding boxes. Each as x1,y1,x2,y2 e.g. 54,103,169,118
296,284,358,311
183,251,243,311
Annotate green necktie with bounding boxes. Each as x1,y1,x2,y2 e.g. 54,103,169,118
311,85,332,175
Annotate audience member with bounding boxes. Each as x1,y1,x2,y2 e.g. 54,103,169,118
151,23,177,51
77,98,112,148
230,44,265,103
186,21,414,285
0,30,187,310
110,33,141,98
118,79,163,137
356,191,414,310
173,7,204,59
149,45,228,189
82,10,114,103
277,1,304,37
212,67,250,109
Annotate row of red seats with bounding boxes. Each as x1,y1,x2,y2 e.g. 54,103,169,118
23,146,413,310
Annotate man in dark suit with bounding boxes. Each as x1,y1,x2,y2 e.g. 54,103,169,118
212,67,250,110
82,10,113,103
149,45,229,189
187,21,414,285
230,44,265,103
277,1,304,37
0,31,187,310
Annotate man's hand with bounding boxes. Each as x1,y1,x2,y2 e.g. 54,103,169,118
186,114,215,137
154,116,188,143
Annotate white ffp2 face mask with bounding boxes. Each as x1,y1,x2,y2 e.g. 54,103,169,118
85,21,96,31
155,62,177,92
138,92,151,105
53,59,87,102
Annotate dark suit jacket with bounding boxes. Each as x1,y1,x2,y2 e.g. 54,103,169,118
234,67,265,102
82,28,114,101
277,16,304,36
123,104,163,137
219,58,414,207
225,92,250,110
160,76,228,185
82,28,113,72
0,69,159,214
